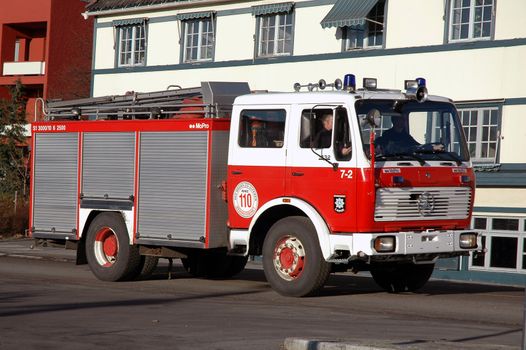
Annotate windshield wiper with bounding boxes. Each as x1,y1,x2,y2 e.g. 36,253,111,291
376,152,426,165
413,148,463,166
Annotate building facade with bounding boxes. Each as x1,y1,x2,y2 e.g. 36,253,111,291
0,0,93,120
85,0,526,286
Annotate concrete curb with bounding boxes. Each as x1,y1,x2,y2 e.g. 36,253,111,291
284,338,393,350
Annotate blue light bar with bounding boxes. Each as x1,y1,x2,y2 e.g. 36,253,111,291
343,74,356,91
416,77,426,87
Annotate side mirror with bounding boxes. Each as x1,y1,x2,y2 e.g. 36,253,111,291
365,108,381,128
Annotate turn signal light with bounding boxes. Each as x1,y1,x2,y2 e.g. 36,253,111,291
374,236,396,253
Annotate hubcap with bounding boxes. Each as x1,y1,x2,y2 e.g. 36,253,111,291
273,235,305,281
94,227,118,267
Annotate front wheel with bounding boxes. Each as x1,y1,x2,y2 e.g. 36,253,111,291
262,216,330,297
370,263,435,293
85,212,141,281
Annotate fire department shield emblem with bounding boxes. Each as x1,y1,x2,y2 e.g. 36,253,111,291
334,195,346,213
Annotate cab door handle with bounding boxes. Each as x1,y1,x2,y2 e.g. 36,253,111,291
292,172,304,176
231,170,243,175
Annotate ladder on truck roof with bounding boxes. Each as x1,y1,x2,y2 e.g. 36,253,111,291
35,81,251,121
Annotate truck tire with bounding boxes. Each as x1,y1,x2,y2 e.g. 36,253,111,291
132,256,159,280
262,216,330,297
227,256,248,277
85,212,141,282
370,263,435,293
181,250,248,279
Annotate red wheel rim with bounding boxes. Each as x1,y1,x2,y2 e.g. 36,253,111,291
273,235,305,281
94,227,119,267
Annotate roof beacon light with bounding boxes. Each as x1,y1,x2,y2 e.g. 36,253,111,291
404,78,428,103
343,74,356,92
416,77,426,88
363,78,377,90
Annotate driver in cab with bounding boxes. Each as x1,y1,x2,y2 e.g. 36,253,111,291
376,115,443,154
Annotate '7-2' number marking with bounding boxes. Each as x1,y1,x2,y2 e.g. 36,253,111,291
340,169,353,179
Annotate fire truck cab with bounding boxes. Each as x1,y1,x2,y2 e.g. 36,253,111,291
30,76,481,297
226,76,479,296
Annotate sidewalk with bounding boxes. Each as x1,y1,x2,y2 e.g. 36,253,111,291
0,237,76,262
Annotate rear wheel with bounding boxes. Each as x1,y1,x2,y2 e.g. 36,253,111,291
85,212,141,281
132,256,159,280
370,263,435,293
262,216,330,297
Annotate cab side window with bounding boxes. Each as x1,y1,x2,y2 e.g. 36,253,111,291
238,109,286,148
300,108,333,148
334,107,352,161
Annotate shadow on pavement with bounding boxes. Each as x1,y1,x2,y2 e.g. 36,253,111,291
145,264,522,298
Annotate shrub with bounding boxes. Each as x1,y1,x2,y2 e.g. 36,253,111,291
0,195,28,238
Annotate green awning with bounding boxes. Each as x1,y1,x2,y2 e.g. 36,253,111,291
320,0,379,29
251,2,294,16
175,11,214,21
113,18,147,27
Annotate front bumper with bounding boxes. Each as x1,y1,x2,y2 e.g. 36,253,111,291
329,230,481,261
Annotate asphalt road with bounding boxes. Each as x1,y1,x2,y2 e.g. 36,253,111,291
0,255,523,350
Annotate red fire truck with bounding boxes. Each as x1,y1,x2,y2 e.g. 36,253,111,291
30,76,480,297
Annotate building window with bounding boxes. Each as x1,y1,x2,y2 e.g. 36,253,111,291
490,236,517,269
238,110,286,148
257,12,294,57
182,17,215,62
448,0,494,42
14,39,21,62
458,106,500,163
117,23,147,67
470,216,526,273
492,218,519,231
343,0,385,50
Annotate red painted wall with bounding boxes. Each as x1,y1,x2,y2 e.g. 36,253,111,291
0,0,93,120
46,0,93,100
0,0,52,24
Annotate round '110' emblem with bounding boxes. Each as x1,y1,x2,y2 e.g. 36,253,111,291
417,192,435,216
233,181,259,218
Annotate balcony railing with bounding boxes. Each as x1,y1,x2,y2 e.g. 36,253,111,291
2,61,46,76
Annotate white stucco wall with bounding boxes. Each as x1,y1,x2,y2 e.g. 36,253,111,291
146,21,180,66
92,44,526,100
386,0,446,48
214,14,255,61
494,0,526,40
93,26,114,69
295,4,341,55
475,188,526,210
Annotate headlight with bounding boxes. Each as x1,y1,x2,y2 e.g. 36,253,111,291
460,233,478,249
374,236,396,253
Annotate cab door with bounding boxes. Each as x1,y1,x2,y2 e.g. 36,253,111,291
227,106,289,229
286,105,357,233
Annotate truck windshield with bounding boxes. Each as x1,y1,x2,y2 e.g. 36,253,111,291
356,99,469,163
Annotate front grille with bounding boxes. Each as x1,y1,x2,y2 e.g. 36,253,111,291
374,187,471,221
